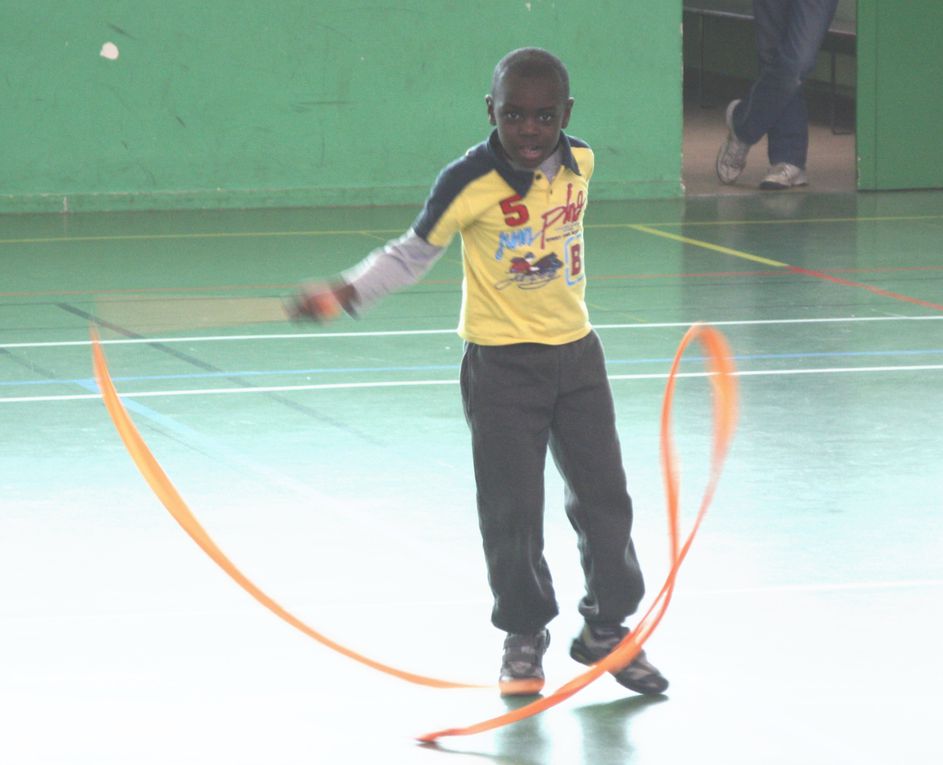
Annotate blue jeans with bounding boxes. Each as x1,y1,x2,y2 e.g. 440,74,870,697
733,0,839,168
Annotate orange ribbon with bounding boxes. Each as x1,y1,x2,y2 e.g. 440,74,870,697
90,322,737,738
90,327,482,690
416,322,738,741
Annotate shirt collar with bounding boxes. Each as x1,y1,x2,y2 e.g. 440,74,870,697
486,129,582,197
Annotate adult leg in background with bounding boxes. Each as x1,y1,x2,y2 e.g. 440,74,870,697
735,0,840,167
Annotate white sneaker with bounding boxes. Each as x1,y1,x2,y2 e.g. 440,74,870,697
716,99,750,184
760,163,808,190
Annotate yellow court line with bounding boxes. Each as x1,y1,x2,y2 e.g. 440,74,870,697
3,212,942,247
592,213,943,229
0,228,403,245
628,224,789,268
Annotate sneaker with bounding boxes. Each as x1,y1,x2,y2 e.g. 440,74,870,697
569,624,669,695
716,99,751,184
499,629,550,696
760,162,808,190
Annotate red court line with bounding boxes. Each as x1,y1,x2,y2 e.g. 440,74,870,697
593,270,779,281
441,265,943,284
823,265,943,275
787,265,943,312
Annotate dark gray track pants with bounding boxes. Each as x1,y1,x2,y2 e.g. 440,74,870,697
460,331,645,634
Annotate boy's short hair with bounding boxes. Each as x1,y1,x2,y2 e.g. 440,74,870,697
490,48,570,99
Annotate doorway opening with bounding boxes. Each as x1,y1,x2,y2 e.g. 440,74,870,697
681,1,857,196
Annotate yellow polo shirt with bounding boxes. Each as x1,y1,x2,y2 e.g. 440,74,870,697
413,131,593,346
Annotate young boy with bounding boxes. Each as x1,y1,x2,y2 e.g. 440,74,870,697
290,47,668,697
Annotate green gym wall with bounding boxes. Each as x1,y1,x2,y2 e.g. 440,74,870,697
0,1,940,213
0,1,681,213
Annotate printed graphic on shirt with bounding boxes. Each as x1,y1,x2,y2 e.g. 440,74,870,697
495,252,563,290
493,183,585,291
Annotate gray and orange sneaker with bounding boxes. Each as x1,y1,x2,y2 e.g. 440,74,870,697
498,629,550,696
570,623,669,695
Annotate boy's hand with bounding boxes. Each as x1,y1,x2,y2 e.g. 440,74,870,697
286,281,356,322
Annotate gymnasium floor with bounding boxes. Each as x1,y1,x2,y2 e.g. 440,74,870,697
3,174,943,761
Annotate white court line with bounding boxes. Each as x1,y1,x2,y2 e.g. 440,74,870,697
2,314,942,350
4,363,943,404
687,578,943,596
0,328,454,349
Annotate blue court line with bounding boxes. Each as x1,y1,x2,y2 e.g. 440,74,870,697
3,347,943,389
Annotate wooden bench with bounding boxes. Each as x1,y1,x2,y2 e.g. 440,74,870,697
684,0,856,133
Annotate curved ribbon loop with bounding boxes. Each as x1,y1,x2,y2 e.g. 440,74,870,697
90,327,482,689
417,323,739,741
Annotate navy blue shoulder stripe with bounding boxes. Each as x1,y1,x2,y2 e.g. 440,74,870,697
412,131,590,240
412,141,495,241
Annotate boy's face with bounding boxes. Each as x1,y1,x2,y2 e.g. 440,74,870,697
486,72,573,170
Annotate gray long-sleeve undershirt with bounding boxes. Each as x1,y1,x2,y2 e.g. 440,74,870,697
340,230,445,313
